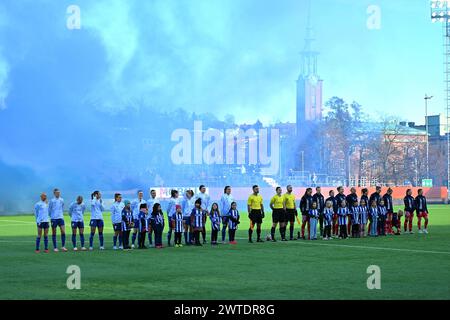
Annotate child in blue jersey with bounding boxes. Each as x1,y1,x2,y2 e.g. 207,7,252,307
138,203,149,249
131,190,146,249
69,196,86,251
111,193,125,250
150,203,165,249
378,199,387,236
323,201,333,240
121,200,133,249
89,191,105,250
369,200,379,237
359,199,368,237
228,202,240,244
350,201,360,238
34,193,50,253
308,202,319,240
181,190,195,245
191,198,206,246
220,186,234,244
209,203,221,246
337,200,349,239
172,205,185,247
48,188,67,252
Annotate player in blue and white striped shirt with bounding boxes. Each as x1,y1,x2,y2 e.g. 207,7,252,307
359,199,368,237
34,193,50,253
48,188,66,252
308,202,319,240
219,186,234,243
131,190,147,249
191,198,206,246
350,201,360,238
137,203,149,249
149,203,165,249
89,191,105,250
322,201,333,240
209,203,221,246
378,199,387,236
369,200,379,237
121,200,133,249
172,205,185,247
68,196,86,251
228,202,240,244
337,200,349,239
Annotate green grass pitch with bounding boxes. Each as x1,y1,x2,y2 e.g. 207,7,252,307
0,205,449,300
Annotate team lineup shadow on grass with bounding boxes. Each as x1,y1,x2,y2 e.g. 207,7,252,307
0,207,449,300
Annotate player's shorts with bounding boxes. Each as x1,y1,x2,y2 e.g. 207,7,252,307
133,219,140,229
272,208,286,223
417,211,428,218
333,214,338,221
404,211,413,218
71,221,84,229
249,209,263,224
112,223,122,232
37,222,49,229
51,218,65,228
183,216,191,226
89,219,104,228
286,209,297,222
302,215,310,223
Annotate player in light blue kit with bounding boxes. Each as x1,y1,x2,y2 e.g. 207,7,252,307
89,191,105,250
181,189,195,245
196,185,210,244
219,186,234,244
69,196,86,251
166,189,180,247
34,192,50,253
48,188,67,252
131,190,146,249
111,193,125,250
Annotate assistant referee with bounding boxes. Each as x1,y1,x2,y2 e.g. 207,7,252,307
247,185,265,243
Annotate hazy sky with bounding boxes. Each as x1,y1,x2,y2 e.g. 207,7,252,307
0,0,444,125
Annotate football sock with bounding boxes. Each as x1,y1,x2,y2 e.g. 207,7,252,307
80,234,85,247
36,237,41,250
52,234,57,248
71,234,76,247
99,232,104,246
44,236,48,250
271,227,275,239
89,232,94,247
248,228,253,241
113,235,117,246
61,234,66,247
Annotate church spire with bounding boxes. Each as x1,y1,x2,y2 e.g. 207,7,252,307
299,0,319,78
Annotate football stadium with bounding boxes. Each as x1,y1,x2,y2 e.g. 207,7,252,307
0,0,450,307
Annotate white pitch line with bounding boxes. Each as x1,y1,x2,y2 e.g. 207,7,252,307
0,220,34,224
235,237,450,255
0,224,35,227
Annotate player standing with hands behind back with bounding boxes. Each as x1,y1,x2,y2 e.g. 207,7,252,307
247,185,265,243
